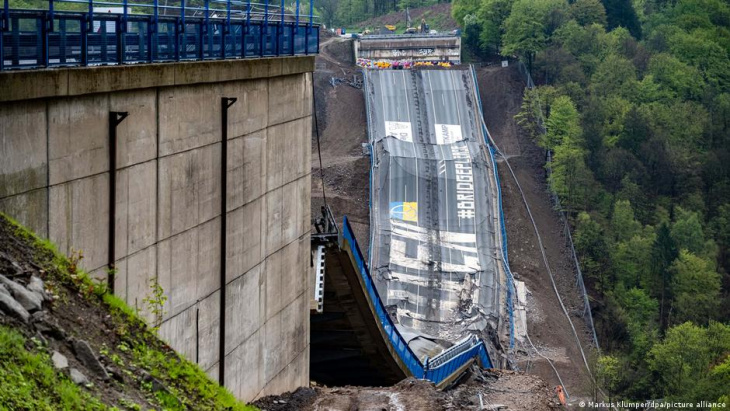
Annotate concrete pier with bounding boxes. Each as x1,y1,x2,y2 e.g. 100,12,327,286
0,56,314,401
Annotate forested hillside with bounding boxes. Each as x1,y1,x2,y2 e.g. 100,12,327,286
317,0,452,28
451,0,730,404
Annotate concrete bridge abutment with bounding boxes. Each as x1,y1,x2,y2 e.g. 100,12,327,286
0,56,314,401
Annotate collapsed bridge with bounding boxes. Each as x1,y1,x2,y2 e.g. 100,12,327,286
311,67,512,387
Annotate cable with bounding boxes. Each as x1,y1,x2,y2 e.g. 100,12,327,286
480,104,594,384
312,80,328,208
469,65,594,399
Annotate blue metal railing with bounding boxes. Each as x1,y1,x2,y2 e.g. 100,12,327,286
0,0,319,70
341,216,493,386
470,65,516,350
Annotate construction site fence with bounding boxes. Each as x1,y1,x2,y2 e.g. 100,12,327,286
516,60,600,350
340,216,494,385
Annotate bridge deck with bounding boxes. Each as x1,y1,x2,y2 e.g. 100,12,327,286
1,0,319,70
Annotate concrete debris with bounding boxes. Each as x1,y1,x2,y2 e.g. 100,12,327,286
52,350,69,370
72,339,110,381
69,368,90,386
0,291,31,322
330,76,363,89
0,274,42,312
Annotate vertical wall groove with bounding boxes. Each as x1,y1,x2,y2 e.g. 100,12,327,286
220,96,237,386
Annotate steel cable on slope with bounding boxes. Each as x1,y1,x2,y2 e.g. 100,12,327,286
469,66,577,397
486,140,572,398
484,127,595,384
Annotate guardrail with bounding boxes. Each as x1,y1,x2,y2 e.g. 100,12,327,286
0,0,319,70
341,216,493,386
470,65,516,351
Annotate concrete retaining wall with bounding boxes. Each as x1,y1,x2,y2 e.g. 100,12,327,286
354,34,461,63
0,56,314,402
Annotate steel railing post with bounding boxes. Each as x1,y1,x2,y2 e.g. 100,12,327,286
204,0,210,58
179,0,185,59
262,0,267,54
151,0,158,61
108,111,129,294
117,0,127,63
100,16,108,62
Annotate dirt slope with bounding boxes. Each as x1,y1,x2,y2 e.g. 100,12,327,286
476,63,596,400
255,371,558,411
312,36,371,251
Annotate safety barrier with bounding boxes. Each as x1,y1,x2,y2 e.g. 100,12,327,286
470,65,516,351
0,0,319,70
341,216,493,385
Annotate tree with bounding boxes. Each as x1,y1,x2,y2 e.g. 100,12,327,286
318,0,339,27
613,228,655,287
651,223,678,329
596,355,621,402
669,250,721,324
575,212,612,293
589,55,637,98
611,200,641,242
544,95,581,150
648,53,706,101
502,0,567,72
570,0,608,26
649,322,730,401
670,207,708,256
476,0,514,53
545,95,595,212
601,0,642,38
452,0,481,25
617,287,659,359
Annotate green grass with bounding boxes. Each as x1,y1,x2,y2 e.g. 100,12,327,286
0,325,107,411
0,214,258,411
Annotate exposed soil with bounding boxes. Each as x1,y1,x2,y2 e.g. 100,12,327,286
312,37,371,251
255,370,559,411
475,63,596,400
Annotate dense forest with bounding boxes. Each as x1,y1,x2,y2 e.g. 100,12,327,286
317,0,452,27
450,0,730,404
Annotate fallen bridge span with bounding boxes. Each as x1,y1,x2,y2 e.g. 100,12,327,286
311,66,511,387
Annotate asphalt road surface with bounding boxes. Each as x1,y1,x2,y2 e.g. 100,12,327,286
364,68,499,354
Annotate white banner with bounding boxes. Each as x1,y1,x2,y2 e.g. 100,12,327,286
385,121,413,142
434,124,463,144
